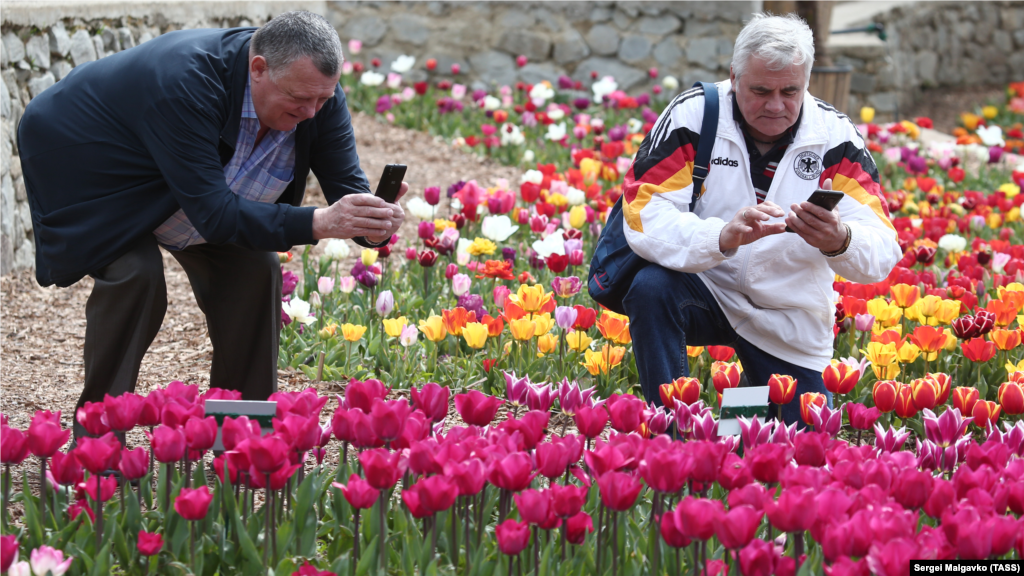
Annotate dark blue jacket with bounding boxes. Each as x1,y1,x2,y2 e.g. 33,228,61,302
19,28,373,287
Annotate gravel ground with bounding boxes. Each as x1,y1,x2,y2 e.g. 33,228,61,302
0,111,522,503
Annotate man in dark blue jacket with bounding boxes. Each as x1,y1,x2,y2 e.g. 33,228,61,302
18,11,402,432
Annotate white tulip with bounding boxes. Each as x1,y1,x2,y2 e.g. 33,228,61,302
521,169,543,184
592,75,618,103
546,122,567,141
532,232,566,258
405,196,435,221
529,82,555,103
324,239,350,261
360,71,384,86
937,234,967,253
501,123,525,146
390,55,416,73
482,215,519,242
976,125,1005,147
282,298,316,325
483,95,501,111
566,187,586,206
662,76,679,91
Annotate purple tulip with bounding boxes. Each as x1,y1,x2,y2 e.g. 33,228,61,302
504,372,531,407
554,306,578,331
281,269,298,296
922,407,972,447
874,423,911,453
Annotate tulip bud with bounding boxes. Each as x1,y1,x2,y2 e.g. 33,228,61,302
375,290,394,317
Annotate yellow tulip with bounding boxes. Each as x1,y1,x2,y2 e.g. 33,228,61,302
547,192,569,208
933,300,961,325
566,330,593,352
361,249,379,266
867,298,903,327
961,113,981,131
581,345,626,375
1006,359,1024,373
434,219,456,232
987,213,1003,229
899,121,920,140
872,322,902,337
982,105,998,119
341,323,367,342
942,328,958,351
863,341,898,368
418,316,448,342
510,317,537,341
1000,183,1021,198
687,346,704,357
537,333,558,354
467,237,497,256
903,301,926,325
1006,207,1021,223
462,322,488,349
569,205,587,229
383,316,408,338
532,313,555,337
580,157,602,182
897,341,921,364
508,284,553,314
860,107,875,123
917,295,942,318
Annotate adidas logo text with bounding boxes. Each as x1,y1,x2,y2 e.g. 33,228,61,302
711,157,738,167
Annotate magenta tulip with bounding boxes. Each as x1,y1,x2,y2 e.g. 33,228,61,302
221,415,260,450
746,442,793,484
332,474,380,509
676,496,724,541
343,378,389,413
659,510,692,548
146,425,186,463
370,398,412,442
245,434,291,474
27,411,71,458
514,489,552,525
359,448,405,490
81,474,118,502
487,452,536,492
273,413,320,453
764,487,817,533
160,399,204,429
415,475,459,513
76,401,110,437
184,416,218,453
496,519,531,555
739,539,777,576
573,406,608,439
1,425,29,464
411,382,450,423
715,505,764,549
402,489,432,519
535,442,570,480
118,447,149,480
549,483,587,519
597,471,643,512
0,534,17,573
247,463,301,490
565,512,594,545
137,392,164,428
607,394,646,433
640,448,690,494
74,433,121,474
717,452,753,491
47,451,83,487
174,485,213,520
454,390,503,427
137,531,163,556
103,392,143,432
444,459,487,496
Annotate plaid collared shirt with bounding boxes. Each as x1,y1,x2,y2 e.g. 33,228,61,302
154,76,297,250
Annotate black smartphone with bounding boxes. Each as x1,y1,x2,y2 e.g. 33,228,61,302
785,189,844,232
374,164,407,204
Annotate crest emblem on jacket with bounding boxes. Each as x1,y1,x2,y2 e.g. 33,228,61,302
794,151,823,180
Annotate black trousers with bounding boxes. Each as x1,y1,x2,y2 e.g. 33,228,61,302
75,235,282,434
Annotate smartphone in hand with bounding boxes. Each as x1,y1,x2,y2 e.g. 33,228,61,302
374,164,407,204
785,189,844,232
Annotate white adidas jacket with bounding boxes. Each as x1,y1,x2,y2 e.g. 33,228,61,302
622,80,901,371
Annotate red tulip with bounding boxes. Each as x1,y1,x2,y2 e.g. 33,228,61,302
535,442,570,480
768,374,798,405
764,487,816,533
332,473,380,509
184,416,218,453
359,448,405,490
147,425,186,463
74,433,121,474
565,511,594,545
174,485,213,520
454,390,503,426
488,452,536,492
1,425,29,464
82,474,118,502
247,463,300,490
415,474,459,513
343,378,389,413
245,434,291,474
496,519,531,555
573,405,608,439
951,387,980,419
370,398,413,442
137,531,163,556
659,510,692,548
998,381,1024,415
221,415,261,450
514,488,552,525
103,392,143,432
48,451,83,487
739,539,777,576
76,401,110,436
746,442,793,484
444,458,487,496
411,382,449,423
972,400,1001,429
118,447,149,480
0,534,17,573
27,411,71,458
715,505,764,549
273,413,320,453
639,447,690,493
676,496,724,540
872,380,898,413
607,394,646,433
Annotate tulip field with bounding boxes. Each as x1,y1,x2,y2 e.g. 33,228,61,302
3,45,1024,576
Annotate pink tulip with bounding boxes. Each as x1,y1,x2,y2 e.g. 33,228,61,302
332,474,380,509
764,487,817,533
76,402,110,437
343,379,389,413
273,413,320,453
444,459,487,496
174,486,213,520
676,496,724,541
715,505,763,549
514,489,552,525
487,452,536,492
411,382,449,423
137,531,163,556
573,406,608,439
0,534,17,573
245,434,291,474
370,398,412,442
597,471,643,512
184,416,218,453
359,448,405,490
103,392,143,432
28,545,73,576
137,392,165,428
27,411,70,458
247,463,300,490
221,416,261,450
74,433,121,474
1,425,29,464
147,425,186,463
414,475,459,513
607,394,646,433
81,474,118,502
118,447,149,480
47,451,83,487
496,519,531,555
454,390,503,427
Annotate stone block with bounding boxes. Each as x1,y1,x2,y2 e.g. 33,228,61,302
682,67,720,89
92,35,106,58
1014,30,1024,49
533,8,561,33
683,21,720,37
341,16,388,47
499,8,536,29
0,39,6,67
612,8,632,30
499,30,552,61
954,21,974,40
49,23,71,58
17,194,30,232
637,15,680,35
868,92,899,113
518,62,566,86
14,236,34,270
585,24,620,56
467,50,517,87
850,73,876,94
69,30,96,66
666,5,694,20
51,60,73,81
993,30,1013,53
25,35,51,69
0,80,9,120
591,7,612,23
571,56,645,91
390,14,429,46
686,37,718,65
653,38,683,69
9,155,20,180
1,173,13,240
618,35,651,63
28,73,55,99
101,28,121,53
1008,52,1024,78
138,29,155,45
0,234,11,276
118,28,136,50
3,32,26,64
618,4,640,19
916,51,938,87
553,29,590,64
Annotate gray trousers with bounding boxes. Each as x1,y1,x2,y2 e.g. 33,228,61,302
76,234,282,434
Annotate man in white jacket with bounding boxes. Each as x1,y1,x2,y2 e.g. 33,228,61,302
622,14,901,424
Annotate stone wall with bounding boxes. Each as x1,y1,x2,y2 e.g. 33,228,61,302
325,2,751,93
834,0,1024,121
0,1,324,275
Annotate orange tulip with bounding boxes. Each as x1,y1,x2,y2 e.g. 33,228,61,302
711,362,742,394
985,299,1019,327
768,374,797,405
972,400,1001,429
926,372,952,405
799,392,826,426
822,362,859,395
442,307,477,337
873,380,899,413
909,325,947,361
890,284,920,308
596,311,631,345
894,383,918,419
481,314,505,337
998,381,1024,415
951,386,979,416
686,346,705,358
660,376,702,407
962,338,997,362
990,328,1022,351
910,378,940,411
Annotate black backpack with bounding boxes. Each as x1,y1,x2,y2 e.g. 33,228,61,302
587,82,721,314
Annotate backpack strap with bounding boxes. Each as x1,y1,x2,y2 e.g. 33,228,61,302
689,81,720,212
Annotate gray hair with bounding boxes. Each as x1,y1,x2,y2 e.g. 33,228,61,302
251,11,343,79
732,13,815,85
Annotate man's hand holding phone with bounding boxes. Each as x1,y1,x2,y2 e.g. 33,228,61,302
785,178,847,254
312,165,409,242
